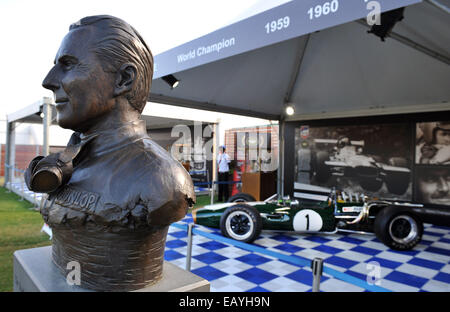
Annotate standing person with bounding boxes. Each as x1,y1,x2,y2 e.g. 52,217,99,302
218,145,231,202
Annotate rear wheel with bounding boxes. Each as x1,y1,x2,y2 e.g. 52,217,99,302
374,207,423,250
220,204,262,243
227,193,256,203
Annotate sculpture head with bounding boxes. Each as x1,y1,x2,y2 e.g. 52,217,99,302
28,16,195,291
42,15,153,132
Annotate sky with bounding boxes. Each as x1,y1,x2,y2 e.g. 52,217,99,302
0,0,287,145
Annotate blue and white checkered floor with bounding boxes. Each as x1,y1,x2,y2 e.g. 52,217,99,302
165,214,450,292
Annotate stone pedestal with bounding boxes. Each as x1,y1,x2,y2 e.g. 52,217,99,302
13,246,209,292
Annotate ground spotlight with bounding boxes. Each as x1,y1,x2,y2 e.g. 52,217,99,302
162,74,180,89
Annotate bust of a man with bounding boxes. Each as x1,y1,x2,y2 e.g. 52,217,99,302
25,15,195,291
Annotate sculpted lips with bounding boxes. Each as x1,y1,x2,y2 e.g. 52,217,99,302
55,98,69,109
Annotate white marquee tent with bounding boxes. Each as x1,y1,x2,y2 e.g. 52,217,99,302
148,0,450,195
149,0,449,121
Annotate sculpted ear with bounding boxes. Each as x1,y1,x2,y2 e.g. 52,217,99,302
114,63,137,97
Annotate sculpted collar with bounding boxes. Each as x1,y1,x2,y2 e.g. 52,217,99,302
78,119,148,157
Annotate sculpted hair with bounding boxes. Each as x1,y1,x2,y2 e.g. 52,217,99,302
70,15,153,113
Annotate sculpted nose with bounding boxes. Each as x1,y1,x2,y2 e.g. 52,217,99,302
42,67,60,91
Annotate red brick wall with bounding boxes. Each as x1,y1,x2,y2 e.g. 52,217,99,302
224,125,279,165
0,145,65,176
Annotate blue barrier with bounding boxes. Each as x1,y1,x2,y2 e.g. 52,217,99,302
194,180,241,186
171,222,392,292
189,170,208,175
4,164,25,174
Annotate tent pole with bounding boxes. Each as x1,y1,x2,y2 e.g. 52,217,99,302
42,98,52,156
277,118,285,199
4,121,16,187
211,123,218,204
279,35,310,200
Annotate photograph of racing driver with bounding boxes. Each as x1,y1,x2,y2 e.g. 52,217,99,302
416,167,450,206
416,121,450,165
295,123,412,199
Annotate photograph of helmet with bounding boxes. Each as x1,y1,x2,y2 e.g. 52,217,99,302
417,121,450,165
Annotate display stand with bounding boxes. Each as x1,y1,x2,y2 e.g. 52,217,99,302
13,246,210,292
242,171,277,201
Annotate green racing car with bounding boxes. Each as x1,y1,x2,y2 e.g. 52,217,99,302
192,183,427,250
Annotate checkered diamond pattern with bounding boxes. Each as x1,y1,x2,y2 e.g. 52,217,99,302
165,215,450,292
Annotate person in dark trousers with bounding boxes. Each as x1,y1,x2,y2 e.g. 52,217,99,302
217,145,231,202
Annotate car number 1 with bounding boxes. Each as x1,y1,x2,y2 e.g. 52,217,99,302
293,209,323,231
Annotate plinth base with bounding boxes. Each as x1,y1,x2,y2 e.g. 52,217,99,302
13,246,210,292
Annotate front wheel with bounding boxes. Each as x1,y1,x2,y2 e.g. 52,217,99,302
374,207,423,250
220,204,262,243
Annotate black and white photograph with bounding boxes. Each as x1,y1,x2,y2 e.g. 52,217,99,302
295,123,412,200
416,121,450,165
415,166,450,206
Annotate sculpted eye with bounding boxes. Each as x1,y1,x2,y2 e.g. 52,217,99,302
61,60,75,70
58,56,78,70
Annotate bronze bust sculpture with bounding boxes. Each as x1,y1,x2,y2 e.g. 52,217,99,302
25,15,195,291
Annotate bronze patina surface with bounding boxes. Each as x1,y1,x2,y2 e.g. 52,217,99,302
25,15,195,291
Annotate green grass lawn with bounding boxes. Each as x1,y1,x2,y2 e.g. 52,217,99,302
0,187,51,292
191,194,222,211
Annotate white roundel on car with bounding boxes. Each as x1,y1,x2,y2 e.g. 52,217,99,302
293,210,323,231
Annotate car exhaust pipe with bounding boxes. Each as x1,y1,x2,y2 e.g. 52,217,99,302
346,201,389,225
346,203,369,224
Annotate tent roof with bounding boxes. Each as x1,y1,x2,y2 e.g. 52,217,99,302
149,0,450,121
6,98,56,124
7,97,207,129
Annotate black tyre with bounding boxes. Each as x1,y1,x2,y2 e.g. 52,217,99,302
374,206,423,251
385,157,410,195
314,151,331,183
220,204,262,243
227,193,256,203
360,178,383,192
385,172,410,195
